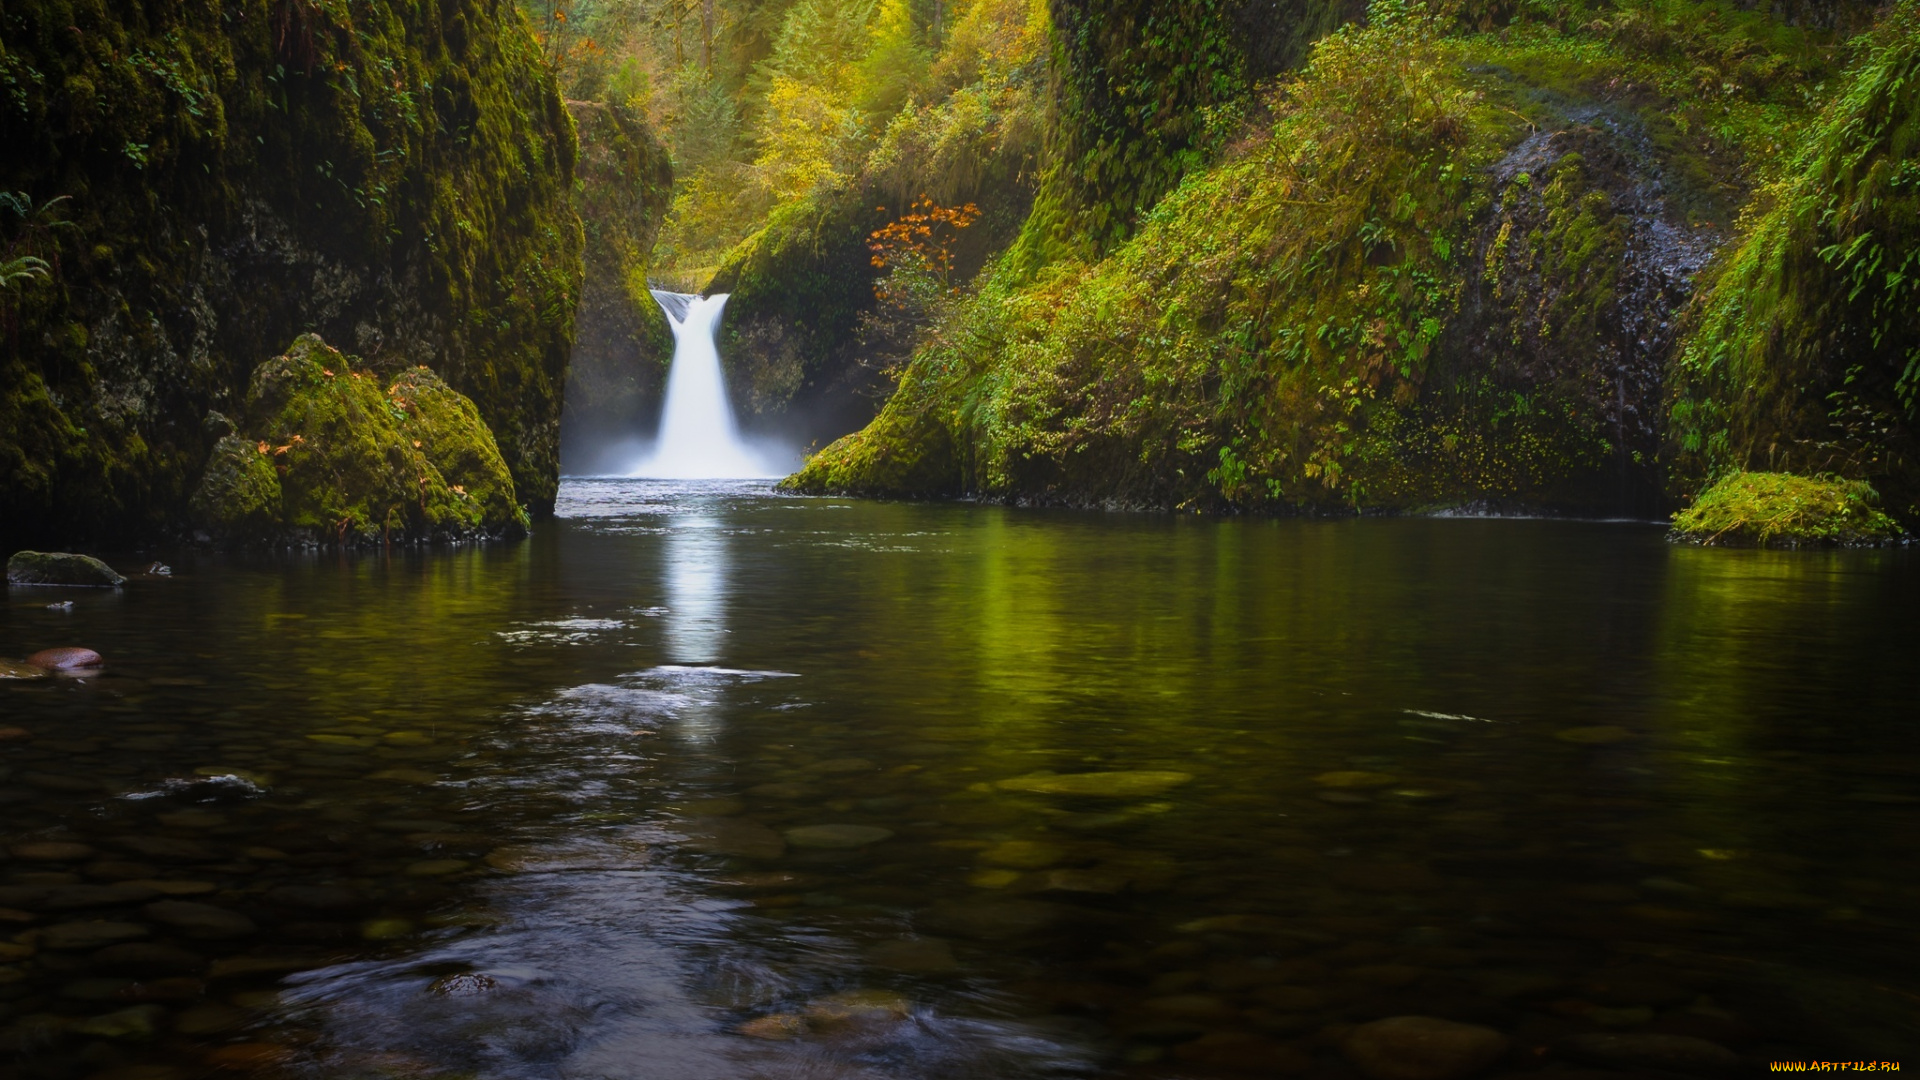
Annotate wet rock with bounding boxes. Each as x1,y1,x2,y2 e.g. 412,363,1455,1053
979,840,1066,869
738,1013,807,1040
130,880,218,896
405,859,471,876
922,899,1066,940
864,937,958,972
85,861,161,882
91,943,208,977
7,551,125,587
114,836,218,862
1342,1015,1510,1080
0,661,50,680
784,824,895,849
1315,771,1399,788
0,726,31,739
1560,1032,1739,1074
1555,726,1634,745
804,989,912,1028
11,842,98,862
264,885,367,912
25,647,105,671
68,1004,165,1040
682,818,787,859
43,884,161,909
42,921,151,950
143,900,256,939
996,770,1193,797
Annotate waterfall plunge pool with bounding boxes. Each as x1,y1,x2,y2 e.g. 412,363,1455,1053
2,478,1918,1077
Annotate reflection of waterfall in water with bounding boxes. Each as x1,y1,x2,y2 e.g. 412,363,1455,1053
630,291,782,479
662,513,728,666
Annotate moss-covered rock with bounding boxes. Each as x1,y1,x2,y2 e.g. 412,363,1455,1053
1669,471,1902,546
561,100,674,471
0,0,580,548
191,335,526,545
5,551,125,587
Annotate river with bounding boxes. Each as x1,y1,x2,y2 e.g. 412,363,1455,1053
3,478,1917,1077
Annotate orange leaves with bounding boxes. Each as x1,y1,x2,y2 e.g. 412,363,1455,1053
867,196,981,295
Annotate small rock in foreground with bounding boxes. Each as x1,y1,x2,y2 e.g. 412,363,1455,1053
1342,1015,1510,1080
6,551,126,587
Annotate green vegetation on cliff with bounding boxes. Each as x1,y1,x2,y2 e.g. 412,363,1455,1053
0,0,580,546
193,335,526,544
789,0,1909,522
1669,471,1902,546
1669,0,1920,521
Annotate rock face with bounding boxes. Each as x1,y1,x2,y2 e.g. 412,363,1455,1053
6,552,125,587
190,335,527,545
0,0,581,549
559,101,674,474
1342,1016,1510,1080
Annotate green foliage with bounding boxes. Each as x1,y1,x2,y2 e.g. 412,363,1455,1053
1669,470,1902,546
1668,0,1920,516
192,335,528,544
0,0,580,546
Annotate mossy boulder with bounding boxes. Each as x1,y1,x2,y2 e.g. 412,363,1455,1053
0,0,580,549
1669,471,1902,547
781,401,958,498
192,336,526,545
5,551,125,587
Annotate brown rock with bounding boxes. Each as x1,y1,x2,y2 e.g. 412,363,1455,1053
1343,1015,1510,1080
25,647,104,671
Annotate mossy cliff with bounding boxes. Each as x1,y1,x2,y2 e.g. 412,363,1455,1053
1668,0,1920,522
560,99,674,473
0,0,580,547
789,0,1906,518
193,334,526,544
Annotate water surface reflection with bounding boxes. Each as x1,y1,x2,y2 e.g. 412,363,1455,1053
1,480,1917,1078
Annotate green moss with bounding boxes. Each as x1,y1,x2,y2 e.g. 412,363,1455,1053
0,0,580,547
1668,0,1920,523
192,335,526,545
1669,471,1902,546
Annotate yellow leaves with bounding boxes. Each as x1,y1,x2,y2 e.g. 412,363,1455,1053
256,440,269,455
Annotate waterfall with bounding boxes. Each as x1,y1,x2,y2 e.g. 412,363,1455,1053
631,291,777,479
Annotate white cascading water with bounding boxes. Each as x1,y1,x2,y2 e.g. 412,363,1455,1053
631,291,776,479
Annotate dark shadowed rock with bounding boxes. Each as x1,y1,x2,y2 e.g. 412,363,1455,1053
1561,1032,1740,1074
7,552,125,587
1343,1015,1510,1080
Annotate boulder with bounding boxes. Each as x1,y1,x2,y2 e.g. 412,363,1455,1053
6,552,124,587
1342,1016,1510,1080
23,648,102,672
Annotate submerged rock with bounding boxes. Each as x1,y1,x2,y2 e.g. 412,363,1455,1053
6,552,125,587
1342,1016,1510,1080
784,824,895,849
995,770,1193,797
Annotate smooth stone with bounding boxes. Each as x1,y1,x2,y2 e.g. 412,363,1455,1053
7,551,125,587
144,900,257,939
0,726,32,739
1560,1033,1739,1073
38,883,160,910
995,770,1193,797
128,880,218,896
405,859,471,876
25,647,104,671
67,1004,165,1039
1315,770,1399,788
85,861,162,882
1039,868,1132,894
1556,726,1635,745
91,943,208,976
11,842,98,861
921,900,1065,940
172,1003,247,1035
114,837,218,861
42,921,151,950
804,989,912,1028
864,937,959,972
682,818,787,859
1342,1015,1510,1080
784,824,895,849
979,840,1066,869
967,868,1021,888
264,885,367,912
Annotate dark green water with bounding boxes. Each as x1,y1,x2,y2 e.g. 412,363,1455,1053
3,479,1918,1079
